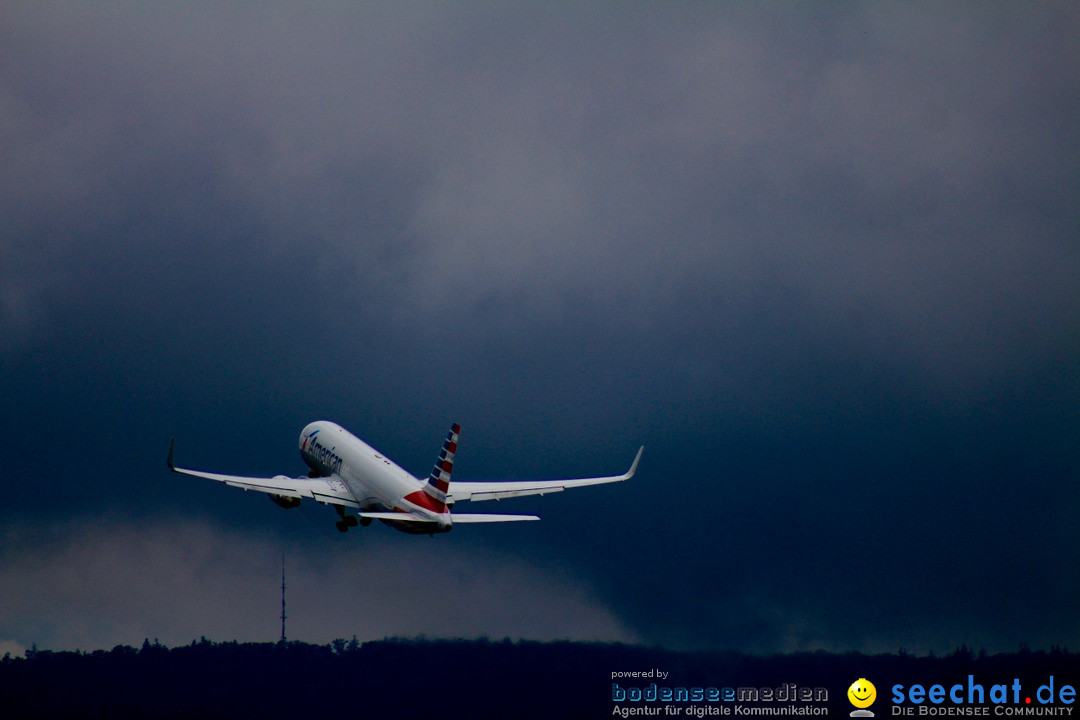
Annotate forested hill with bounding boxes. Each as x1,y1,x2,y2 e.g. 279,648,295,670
1,638,1077,719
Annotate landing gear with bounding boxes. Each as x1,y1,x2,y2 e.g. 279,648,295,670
335,516,359,532
334,505,360,533
359,516,372,527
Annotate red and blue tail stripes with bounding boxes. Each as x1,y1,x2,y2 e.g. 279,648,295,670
402,423,459,515
422,423,459,511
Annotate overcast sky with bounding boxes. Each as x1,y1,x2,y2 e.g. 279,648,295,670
1,3,1077,657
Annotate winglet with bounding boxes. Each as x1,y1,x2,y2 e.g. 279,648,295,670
624,446,644,480
167,437,176,471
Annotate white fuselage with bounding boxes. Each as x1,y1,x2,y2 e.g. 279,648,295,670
298,421,451,533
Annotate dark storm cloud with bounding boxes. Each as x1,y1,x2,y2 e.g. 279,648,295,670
1,3,1077,653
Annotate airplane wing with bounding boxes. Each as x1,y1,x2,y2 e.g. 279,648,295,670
167,438,360,508
446,446,643,504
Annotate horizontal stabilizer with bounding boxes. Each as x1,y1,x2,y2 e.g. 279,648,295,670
450,513,540,523
358,511,539,523
358,512,434,522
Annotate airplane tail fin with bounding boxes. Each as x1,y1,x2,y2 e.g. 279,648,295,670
423,423,459,513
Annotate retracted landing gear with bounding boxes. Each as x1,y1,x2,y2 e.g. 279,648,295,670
334,505,360,533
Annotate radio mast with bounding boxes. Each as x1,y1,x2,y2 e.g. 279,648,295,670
280,553,287,644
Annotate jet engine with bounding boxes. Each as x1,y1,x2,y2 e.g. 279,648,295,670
269,494,301,510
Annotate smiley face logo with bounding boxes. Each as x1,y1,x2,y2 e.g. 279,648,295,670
848,678,877,709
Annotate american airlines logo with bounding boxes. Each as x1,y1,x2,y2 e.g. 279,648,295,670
302,430,343,474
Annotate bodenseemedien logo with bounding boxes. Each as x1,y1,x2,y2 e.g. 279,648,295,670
849,678,877,717
611,676,829,717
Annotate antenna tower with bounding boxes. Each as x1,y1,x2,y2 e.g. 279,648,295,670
280,553,287,644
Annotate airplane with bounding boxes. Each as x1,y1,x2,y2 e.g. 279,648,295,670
168,420,643,535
